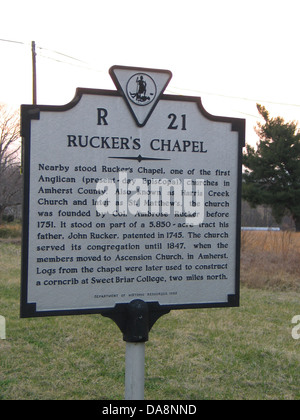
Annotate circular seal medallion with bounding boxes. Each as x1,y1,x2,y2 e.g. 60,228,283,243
126,73,157,106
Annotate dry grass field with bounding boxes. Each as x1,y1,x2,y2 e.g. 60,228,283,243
241,230,300,291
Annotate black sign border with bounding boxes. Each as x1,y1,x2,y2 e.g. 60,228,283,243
20,87,245,325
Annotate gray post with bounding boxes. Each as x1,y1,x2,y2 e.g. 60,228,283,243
123,300,148,400
125,342,145,400
101,299,169,400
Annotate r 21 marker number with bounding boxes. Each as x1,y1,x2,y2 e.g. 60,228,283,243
168,113,187,130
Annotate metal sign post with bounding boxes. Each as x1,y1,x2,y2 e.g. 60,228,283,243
123,299,148,400
125,342,145,400
102,299,168,399
20,65,245,399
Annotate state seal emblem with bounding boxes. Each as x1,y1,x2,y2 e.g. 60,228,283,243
126,73,157,106
109,65,172,126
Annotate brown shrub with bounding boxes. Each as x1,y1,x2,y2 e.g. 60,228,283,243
240,231,300,291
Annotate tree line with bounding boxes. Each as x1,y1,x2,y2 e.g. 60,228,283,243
0,104,22,222
243,104,300,232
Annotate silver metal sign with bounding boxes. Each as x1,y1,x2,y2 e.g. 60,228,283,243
21,65,245,318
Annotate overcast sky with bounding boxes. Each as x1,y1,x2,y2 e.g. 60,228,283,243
1,0,300,145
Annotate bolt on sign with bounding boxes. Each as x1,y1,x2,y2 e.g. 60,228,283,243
20,66,245,335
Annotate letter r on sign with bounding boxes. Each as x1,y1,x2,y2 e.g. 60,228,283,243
97,108,108,125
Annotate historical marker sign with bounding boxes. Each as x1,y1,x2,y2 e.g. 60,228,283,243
20,65,245,318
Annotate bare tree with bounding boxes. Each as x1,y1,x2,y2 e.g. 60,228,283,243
0,104,22,222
